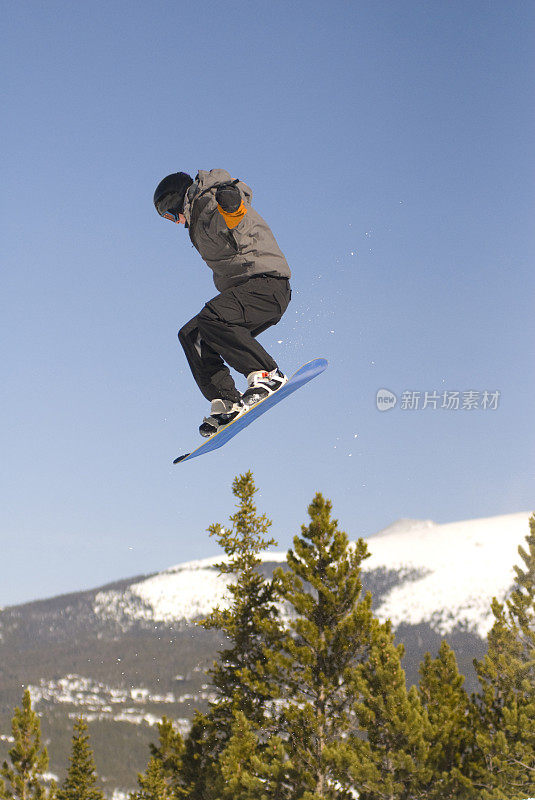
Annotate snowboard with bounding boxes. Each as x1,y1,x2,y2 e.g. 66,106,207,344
173,358,328,464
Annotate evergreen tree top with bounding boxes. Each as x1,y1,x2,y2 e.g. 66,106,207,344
508,513,535,640
0,689,50,800
57,715,103,800
472,513,535,799
207,471,276,575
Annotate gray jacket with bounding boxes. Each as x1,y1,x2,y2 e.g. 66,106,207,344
182,169,291,292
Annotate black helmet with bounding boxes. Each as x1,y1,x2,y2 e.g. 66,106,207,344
153,172,193,218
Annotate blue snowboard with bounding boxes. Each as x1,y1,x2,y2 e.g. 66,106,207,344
173,358,328,464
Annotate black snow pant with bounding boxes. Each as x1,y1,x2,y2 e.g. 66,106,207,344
178,274,291,403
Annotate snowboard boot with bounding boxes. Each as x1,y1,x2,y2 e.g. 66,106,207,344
199,399,245,438
241,368,288,409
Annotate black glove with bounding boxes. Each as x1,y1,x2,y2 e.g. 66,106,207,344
215,182,242,213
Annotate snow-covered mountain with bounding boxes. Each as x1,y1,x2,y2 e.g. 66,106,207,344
0,510,531,797
93,511,530,638
365,511,530,636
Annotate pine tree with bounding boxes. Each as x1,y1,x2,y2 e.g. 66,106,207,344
472,513,535,799
148,717,184,797
349,621,432,800
179,471,282,799
130,717,184,800
56,716,103,800
129,756,173,800
202,470,280,721
217,711,289,800
178,712,218,800
0,689,53,800
418,640,477,799
265,492,377,799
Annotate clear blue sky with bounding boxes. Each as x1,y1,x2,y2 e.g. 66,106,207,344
2,0,534,606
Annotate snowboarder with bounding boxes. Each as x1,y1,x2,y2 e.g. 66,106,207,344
154,169,292,437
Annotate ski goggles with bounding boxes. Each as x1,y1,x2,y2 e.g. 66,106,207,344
156,192,183,222
162,208,181,222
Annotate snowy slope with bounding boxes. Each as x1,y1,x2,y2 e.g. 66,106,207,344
93,511,532,638
366,512,531,636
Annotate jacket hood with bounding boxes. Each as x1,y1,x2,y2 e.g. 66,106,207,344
196,168,232,191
